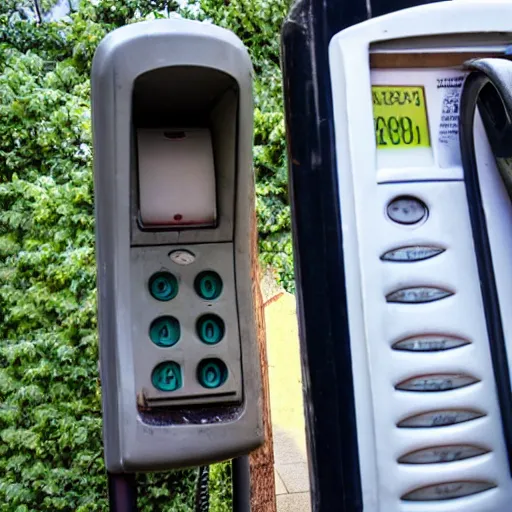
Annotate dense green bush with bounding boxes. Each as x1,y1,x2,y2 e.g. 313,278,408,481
0,0,290,510
194,0,293,290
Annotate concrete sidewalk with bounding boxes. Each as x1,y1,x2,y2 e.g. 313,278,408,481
264,291,311,512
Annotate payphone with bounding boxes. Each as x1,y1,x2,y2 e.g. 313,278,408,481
91,18,263,473
284,0,512,510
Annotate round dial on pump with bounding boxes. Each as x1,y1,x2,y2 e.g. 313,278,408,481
387,196,427,225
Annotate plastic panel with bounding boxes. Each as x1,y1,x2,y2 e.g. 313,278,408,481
329,2,512,510
130,243,242,406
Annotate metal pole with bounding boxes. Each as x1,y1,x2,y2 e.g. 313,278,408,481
232,456,251,512
108,472,138,512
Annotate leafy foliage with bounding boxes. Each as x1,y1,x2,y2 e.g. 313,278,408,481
0,39,106,510
0,0,290,509
194,0,294,289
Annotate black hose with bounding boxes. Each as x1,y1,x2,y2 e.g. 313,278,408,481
195,465,210,512
460,58,512,476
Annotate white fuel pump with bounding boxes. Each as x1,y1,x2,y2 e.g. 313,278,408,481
328,2,512,510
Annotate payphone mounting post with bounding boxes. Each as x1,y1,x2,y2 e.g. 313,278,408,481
322,1,512,510
92,18,263,473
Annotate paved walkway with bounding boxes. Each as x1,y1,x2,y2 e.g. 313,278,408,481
264,292,311,512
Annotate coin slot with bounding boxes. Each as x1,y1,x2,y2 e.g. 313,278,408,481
163,131,186,140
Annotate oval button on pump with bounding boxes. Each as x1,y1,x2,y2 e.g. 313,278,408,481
395,373,479,392
392,334,471,352
386,286,453,304
387,196,427,225
398,444,489,464
381,245,444,262
398,409,485,428
401,481,496,502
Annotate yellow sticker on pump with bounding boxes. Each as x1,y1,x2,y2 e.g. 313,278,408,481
372,86,431,149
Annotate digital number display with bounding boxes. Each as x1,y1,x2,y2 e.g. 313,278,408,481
372,86,430,149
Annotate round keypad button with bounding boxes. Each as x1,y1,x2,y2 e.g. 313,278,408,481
387,196,427,225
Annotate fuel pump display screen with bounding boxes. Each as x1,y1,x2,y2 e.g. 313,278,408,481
372,86,430,149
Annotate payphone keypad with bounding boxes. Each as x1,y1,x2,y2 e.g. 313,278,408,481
130,242,243,408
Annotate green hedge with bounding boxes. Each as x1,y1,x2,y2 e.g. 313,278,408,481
0,0,290,510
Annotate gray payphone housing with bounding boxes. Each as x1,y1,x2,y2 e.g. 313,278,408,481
92,18,263,472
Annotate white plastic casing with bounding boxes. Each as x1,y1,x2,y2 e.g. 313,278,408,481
329,2,512,511
137,128,216,227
